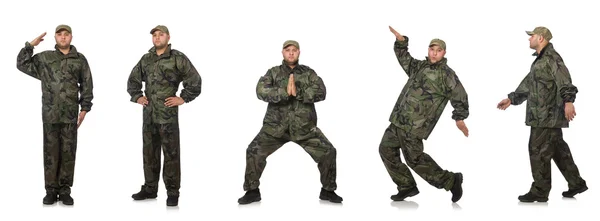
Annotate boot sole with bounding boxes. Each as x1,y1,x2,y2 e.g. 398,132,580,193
519,198,548,203
391,189,420,201
132,195,158,200
319,195,343,203
238,197,261,205
42,200,57,205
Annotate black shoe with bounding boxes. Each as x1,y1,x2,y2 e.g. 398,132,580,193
390,187,419,201
132,185,158,200
43,193,58,205
167,196,178,206
518,192,548,203
562,186,588,198
238,188,261,205
451,173,463,203
59,194,74,205
319,188,343,203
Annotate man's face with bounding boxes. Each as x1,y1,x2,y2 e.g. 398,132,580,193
529,34,541,49
152,31,170,49
54,30,72,49
428,45,446,64
282,45,300,65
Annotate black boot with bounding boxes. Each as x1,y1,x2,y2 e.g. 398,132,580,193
390,187,419,201
238,188,261,205
167,196,179,206
43,193,58,205
132,185,158,200
319,188,343,203
59,194,74,205
562,185,588,198
451,173,463,203
518,192,548,202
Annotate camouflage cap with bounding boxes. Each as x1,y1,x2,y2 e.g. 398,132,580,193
283,40,299,49
150,25,169,35
429,38,446,50
526,26,552,41
55,24,72,33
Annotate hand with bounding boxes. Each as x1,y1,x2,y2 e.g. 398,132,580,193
388,26,405,41
165,97,184,107
77,111,87,129
290,74,296,96
565,102,576,121
137,96,148,107
30,32,46,47
287,74,293,95
456,120,469,137
497,98,511,110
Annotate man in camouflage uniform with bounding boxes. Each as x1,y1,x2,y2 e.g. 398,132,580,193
497,26,588,203
127,25,202,207
16,25,94,206
237,40,343,205
379,26,468,203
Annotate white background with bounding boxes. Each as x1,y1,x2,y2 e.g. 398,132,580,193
1,0,597,220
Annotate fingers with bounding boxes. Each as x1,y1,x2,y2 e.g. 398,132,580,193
77,117,83,129
164,97,183,107
566,112,575,121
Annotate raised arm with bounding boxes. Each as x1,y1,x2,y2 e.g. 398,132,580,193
389,26,421,77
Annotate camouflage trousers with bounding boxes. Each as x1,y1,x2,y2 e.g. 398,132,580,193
43,123,78,195
379,123,455,192
527,127,586,197
141,123,181,197
243,127,338,191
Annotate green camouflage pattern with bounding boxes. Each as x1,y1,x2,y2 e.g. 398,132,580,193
142,123,181,197
508,43,577,128
256,61,326,141
127,44,202,124
527,127,586,197
243,128,337,191
43,123,77,195
243,61,337,191
17,42,94,123
379,123,455,192
390,37,469,140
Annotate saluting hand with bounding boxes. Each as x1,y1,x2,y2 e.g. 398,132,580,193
30,32,46,47
388,26,405,41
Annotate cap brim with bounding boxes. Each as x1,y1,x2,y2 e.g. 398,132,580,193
56,28,70,33
150,28,159,34
526,31,534,35
283,44,298,49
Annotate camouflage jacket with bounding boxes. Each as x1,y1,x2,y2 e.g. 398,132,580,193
17,42,94,124
390,37,469,140
127,44,202,124
507,43,577,128
257,61,326,141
